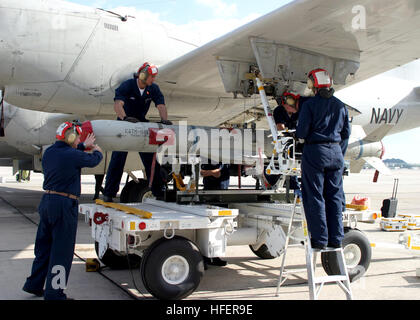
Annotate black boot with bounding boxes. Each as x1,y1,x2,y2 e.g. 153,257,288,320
311,240,327,250
203,256,227,267
22,285,44,297
103,195,113,203
327,242,342,248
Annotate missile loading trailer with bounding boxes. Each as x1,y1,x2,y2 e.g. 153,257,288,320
79,191,375,300
80,83,373,300
78,130,375,300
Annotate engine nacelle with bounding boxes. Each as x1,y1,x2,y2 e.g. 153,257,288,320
3,103,72,155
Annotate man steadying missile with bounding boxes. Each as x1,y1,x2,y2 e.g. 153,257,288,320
296,69,350,250
273,91,309,131
23,121,103,300
103,63,172,202
269,91,311,191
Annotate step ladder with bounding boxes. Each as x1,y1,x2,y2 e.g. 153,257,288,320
275,196,353,300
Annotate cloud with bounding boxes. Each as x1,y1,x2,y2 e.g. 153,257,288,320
195,0,238,17
111,6,260,46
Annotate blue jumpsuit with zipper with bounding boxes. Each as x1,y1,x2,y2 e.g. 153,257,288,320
296,93,350,247
103,77,166,199
23,141,103,300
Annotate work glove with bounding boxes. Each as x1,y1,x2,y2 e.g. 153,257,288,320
123,116,140,123
159,119,173,125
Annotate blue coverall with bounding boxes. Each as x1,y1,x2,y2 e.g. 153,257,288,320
201,163,230,190
23,141,103,300
103,77,166,198
296,93,350,247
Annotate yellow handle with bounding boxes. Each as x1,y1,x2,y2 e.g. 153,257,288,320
95,199,152,219
172,173,187,192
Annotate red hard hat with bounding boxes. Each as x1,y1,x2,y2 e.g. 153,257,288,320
308,69,332,89
56,121,82,140
281,92,300,106
138,62,158,77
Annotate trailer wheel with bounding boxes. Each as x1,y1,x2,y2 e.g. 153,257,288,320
249,244,276,260
94,242,141,270
321,228,371,282
120,179,154,203
140,237,204,300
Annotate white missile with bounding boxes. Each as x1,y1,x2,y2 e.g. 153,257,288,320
84,120,272,165
83,121,393,179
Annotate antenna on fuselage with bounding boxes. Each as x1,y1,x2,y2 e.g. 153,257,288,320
0,90,4,137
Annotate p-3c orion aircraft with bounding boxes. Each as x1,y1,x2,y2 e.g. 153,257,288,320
1,0,420,187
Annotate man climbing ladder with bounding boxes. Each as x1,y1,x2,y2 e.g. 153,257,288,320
275,195,353,300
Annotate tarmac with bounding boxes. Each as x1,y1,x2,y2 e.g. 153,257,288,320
0,167,419,300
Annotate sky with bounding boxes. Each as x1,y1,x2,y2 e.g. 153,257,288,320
67,0,291,44
69,0,288,23
66,0,420,164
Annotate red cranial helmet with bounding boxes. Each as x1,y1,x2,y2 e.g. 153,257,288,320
281,91,300,107
56,121,82,145
307,68,332,89
138,62,158,81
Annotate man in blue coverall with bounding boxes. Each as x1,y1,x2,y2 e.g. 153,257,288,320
296,69,351,249
103,63,172,202
23,121,103,300
200,163,230,191
269,91,311,190
273,91,309,132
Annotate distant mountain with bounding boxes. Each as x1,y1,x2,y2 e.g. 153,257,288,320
383,158,412,168
362,158,413,170
383,158,407,164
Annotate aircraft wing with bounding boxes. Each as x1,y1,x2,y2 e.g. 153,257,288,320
363,157,393,176
364,124,395,142
349,156,393,176
346,104,362,119
158,0,420,99
350,159,366,174
2,0,420,128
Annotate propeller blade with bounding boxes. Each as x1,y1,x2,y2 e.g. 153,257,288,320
373,170,380,183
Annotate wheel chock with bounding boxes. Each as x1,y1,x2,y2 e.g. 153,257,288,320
86,258,101,272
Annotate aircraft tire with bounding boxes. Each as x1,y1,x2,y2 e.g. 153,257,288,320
321,228,371,282
120,179,152,203
249,244,277,260
140,236,204,300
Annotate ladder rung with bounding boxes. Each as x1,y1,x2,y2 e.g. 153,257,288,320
312,247,343,253
282,268,307,274
314,275,348,284
275,195,353,300
287,243,305,248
